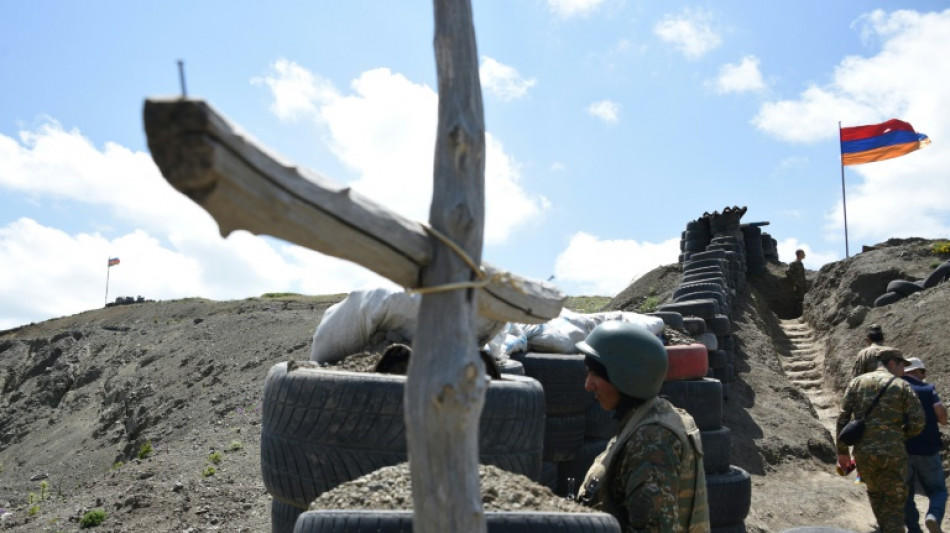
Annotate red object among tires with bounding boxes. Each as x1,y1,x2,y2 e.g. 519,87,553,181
665,344,709,381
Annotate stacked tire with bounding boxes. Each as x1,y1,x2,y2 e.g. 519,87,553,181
874,260,950,307
260,362,546,532
660,375,750,531
761,232,779,262
741,224,767,274
509,351,621,497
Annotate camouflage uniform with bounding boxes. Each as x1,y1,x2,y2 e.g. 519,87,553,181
852,343,891,378
836,367,926,533
580,397,710,532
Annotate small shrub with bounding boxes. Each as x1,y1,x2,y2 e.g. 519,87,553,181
79,509,107,528
137,441,153,460
39,481,49,501
637,295,661,313
202,466,216,477
28,492,36,505
225,441,243,452
111,461,124,471
28,504,40,517
932,241,950,255
208,451,222,465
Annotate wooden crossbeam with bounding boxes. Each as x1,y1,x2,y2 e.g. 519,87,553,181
143,98,563,324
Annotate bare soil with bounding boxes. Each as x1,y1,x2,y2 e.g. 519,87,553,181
1,238,948,532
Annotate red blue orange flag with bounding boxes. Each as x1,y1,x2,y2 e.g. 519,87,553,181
108,257,120,267
840,119,931,166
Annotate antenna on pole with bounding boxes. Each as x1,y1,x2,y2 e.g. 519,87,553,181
177,60,187,98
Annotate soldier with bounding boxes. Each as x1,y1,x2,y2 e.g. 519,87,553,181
786,249,807,316
902,357,947,533
836,348,926,533
852,323,891,378
575,321,709,532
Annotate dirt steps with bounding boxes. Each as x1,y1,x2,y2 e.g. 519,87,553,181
778,318,838,434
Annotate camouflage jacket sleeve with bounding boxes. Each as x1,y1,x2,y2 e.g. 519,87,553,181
613,424,685,532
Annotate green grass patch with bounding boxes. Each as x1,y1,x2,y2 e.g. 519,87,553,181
79,509,106,528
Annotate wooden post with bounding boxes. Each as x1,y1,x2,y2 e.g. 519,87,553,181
406,1,487,531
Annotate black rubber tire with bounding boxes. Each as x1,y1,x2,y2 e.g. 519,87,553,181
705,315,732,336
585,399,619,440
681,274,729,288
780,527,857,533
689,250,726,261
657,299,720,320
717,335,735,351
512,353,590,416
707,349,730,370
707,465,752,527
683,264,725,277
684,259,726,272
496,358,525,376
683,229,709,241
646,311,684,330
683,239,707,252
887,279,924,296
557,438,609,497
673,282,726,300
659,378,723,431
674,291,727,312
292,511,622,533
543,413,586,462
712,363,735,383
261,363,545,509
700,426,732,475
686,220,709,232
923,260,950,288
874,291,904,307
539,461,558,492
272,498,306,533
682,317,707,336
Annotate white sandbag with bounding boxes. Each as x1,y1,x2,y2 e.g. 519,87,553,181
311,286,504,363
524,317,587,353
585,311,665,336
311,287,417,363
486,322,528,358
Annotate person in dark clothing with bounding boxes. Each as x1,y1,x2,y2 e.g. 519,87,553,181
903,356,948,533
786,249,807,316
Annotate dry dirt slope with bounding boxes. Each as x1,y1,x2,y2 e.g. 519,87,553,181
0,238,948,532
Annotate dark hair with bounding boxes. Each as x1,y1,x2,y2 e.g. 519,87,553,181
583,355,609,382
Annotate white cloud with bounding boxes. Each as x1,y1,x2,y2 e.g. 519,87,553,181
480,57,536,102
255,60,550,245
250,59,338,122
751,9,950,248
554,233,681,296
588,99,621,123
654,8,722,60
547,0,606,19
775,237,837,270
712,55,766,94
0,123,388,328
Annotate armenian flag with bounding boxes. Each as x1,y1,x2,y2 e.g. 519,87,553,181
108,257,120,267
840,119,931,166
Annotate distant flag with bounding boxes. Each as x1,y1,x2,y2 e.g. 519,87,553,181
108,257,120,267
840,119,931,166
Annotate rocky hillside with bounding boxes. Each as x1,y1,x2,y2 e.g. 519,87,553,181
1,238,948,532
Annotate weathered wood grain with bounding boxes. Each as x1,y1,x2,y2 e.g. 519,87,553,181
143,98,563,324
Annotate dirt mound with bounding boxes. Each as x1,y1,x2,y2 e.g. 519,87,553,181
0,238,948,531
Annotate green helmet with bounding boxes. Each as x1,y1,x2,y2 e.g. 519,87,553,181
576,321,668,399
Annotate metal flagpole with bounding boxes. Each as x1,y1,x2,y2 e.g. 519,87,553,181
839,121,850,258
104,258,111,307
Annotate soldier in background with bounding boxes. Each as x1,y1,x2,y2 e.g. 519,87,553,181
836,348,925,533
853,324,890,378
786,249,807,316
902,357,947,533
575,321,709,532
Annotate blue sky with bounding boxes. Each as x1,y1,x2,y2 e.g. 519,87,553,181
2,1,949,329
